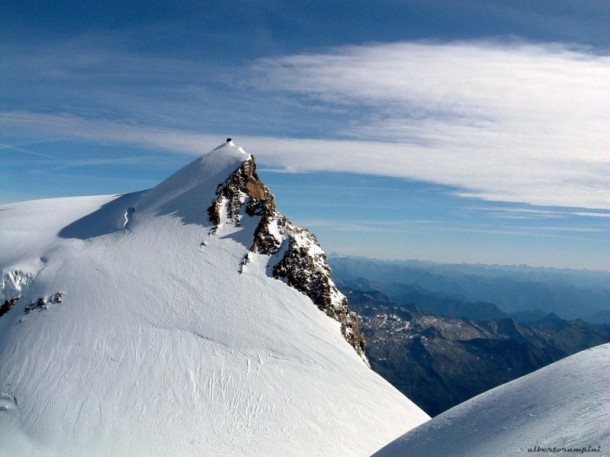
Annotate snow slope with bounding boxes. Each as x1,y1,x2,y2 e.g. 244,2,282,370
374,343,610,457
0,141,428,457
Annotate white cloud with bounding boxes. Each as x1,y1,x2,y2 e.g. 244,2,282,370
249,41,610,209
2,105,608,210
0,111,217,155
464,206,610,219
2,40,608,210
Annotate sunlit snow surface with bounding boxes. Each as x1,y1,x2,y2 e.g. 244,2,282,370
0,142,428,456
374,343,610,457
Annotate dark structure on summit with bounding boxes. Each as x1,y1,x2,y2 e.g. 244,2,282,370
226,138,232,143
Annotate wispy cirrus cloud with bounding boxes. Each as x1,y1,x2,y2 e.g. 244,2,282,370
463,206,610,220
1,111,216,155
2,40,609,210
2,103,609,210
298,217,605,242
249,41,610,209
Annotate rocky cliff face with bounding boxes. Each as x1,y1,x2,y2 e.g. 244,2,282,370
207,156,366,360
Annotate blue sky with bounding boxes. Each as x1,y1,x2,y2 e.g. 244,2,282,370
1,0,609,270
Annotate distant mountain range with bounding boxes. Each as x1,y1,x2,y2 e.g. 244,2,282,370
342,284,610,416
330,256,610,323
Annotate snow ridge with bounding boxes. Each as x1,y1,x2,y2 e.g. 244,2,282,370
207,156,367,360
373,343,610,457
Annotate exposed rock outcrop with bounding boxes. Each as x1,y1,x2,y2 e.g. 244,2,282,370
207,156,367,361
24,292,64,314
0,298,18,318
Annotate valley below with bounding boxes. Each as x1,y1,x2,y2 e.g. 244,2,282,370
332,258,610,416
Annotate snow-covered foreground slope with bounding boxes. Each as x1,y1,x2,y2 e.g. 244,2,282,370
374,343,610,457
0,142,428,457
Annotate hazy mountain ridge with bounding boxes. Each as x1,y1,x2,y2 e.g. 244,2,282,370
343,286,610,416
330,256,610,322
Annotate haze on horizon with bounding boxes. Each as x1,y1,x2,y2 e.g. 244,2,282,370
1,0,609,271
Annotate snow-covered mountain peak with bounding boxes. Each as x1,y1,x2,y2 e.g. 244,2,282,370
162,138,249,186
110,140,368,359
212,137,244,152
0,141,428,456
134,140,250,217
